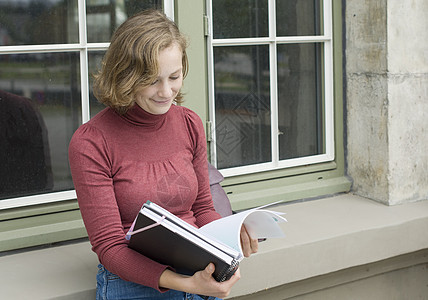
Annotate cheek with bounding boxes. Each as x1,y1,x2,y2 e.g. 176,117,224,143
173,79,184,90
137,88,154,99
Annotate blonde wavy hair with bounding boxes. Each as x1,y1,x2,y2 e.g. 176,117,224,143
93,10,189,114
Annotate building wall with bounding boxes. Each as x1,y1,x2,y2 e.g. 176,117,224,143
346,0,428,205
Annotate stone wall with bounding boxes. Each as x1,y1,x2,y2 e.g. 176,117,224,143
345,0,428,205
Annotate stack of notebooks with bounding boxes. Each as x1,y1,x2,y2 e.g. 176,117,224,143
126,201,287,282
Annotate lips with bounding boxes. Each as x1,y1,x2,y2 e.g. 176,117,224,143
152,98,172,105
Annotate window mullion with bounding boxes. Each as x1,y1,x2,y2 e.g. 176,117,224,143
80,50,90,124
78,0,90,123
205,2,218,167
269,0,279,166
324,0,334,159
270,42,279,167
163,0,174,20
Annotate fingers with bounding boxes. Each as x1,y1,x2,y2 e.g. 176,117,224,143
204,263,239,284
217,266,241,298
240,225,259,257
230,266,241,283
195,264,239,298
203,263,215,278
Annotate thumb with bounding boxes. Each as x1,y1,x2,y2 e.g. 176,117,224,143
204,263,215,276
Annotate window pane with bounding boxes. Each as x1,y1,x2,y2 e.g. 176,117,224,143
277,43,323,160
0,0,78,45
214,45,271,169
88,51,106,117
276,0,321,36
213,0,268,39
0,52,81,200
87,0,163,43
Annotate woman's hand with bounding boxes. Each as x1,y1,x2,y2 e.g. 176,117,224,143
240,224,259,257
159,263,240,298
159,225,258,297
190,263,241,298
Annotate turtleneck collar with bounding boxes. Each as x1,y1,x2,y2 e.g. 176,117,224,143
121,104,171,129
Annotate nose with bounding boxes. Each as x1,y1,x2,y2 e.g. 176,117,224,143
157,81,174,99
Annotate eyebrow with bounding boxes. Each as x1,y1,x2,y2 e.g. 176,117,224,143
170,68,182,75
156,68,182,79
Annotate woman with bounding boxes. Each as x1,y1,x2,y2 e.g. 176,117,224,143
69,10,257,300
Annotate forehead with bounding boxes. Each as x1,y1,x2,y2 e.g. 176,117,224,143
157,44,183,72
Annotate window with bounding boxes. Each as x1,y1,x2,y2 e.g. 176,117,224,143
0,0,347,253
0,0,172,209
207,0,334,176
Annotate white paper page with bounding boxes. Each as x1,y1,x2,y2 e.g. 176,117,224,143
199,209,287,254
243,210,287,238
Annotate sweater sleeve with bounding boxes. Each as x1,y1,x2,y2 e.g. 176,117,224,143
68,124,170,292
183,108,221,227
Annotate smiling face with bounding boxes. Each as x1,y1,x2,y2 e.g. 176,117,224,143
135,43,184,115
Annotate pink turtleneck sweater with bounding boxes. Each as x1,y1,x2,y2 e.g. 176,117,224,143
68,104,220,291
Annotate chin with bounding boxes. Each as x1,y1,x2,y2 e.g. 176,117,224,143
152,104,172,115
157,108,171,115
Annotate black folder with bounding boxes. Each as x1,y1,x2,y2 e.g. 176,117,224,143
128,201,241,282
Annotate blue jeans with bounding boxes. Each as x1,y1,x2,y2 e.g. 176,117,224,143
96,264,221,300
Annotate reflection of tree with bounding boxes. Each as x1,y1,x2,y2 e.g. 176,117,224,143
0,0,167,46
0,0,71,45
213,0,268,39
0,4,24,44
124,0,162,17
29,1,68,44
276,0,319,36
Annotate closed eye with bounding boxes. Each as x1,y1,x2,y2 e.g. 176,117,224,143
170,72,182,80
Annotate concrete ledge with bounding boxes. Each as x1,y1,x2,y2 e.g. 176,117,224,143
0,241,98,300
230,249,428,299
0,194,427,299
229,194,428,298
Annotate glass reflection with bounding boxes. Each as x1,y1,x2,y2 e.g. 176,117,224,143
213,0,268,39
87,0,163,43
277,43,323,160
0,0,78,45
0,52,81,199
276,0,321,36
214,45,271,169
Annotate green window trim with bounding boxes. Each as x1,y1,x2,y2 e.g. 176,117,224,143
0,206,85,252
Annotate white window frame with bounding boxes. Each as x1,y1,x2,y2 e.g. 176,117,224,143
0,0,174,210
206,0,334,177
